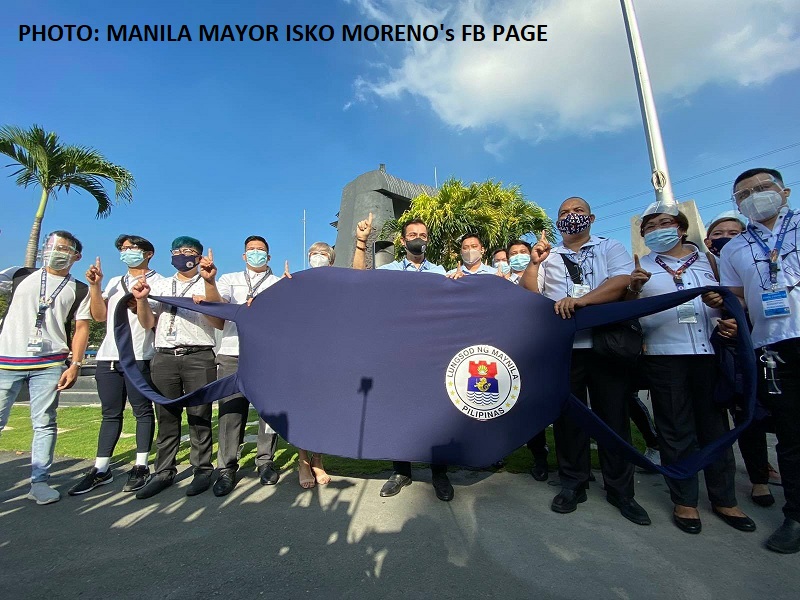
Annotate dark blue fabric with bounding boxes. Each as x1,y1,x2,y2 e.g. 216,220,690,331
113,269,755,475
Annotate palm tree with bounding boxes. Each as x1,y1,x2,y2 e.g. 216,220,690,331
380,178,553,270
0,124,135,267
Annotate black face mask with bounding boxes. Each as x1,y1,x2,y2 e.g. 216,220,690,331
171,254,200,272
709,237,732,256
404,238,426,256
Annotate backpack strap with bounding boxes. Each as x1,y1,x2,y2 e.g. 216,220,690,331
65,280,89,349
558,253,583,284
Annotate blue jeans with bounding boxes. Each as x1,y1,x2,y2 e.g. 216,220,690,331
0,366,64,483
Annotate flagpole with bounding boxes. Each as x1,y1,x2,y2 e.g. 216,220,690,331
302,209,307,269
620,0,675,205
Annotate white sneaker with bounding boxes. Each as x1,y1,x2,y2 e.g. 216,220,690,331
637,448,661,473
27,482,61,505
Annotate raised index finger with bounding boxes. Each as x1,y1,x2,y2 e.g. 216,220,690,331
95,256,101,269
367,212,373,227
540,230,548,242
208,248,214,262
634,254,640,269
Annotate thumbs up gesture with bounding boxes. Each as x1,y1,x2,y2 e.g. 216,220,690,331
85,257,103,286
629,254,651,293
199,248,217,281
356,212,374,243
530,230,551,265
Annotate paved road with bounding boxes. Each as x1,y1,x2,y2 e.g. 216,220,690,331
0,451,796,599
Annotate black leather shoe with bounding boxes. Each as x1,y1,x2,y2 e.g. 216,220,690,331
607,494,651,526
712,507,756,532
258,463,280,486
550,488,587,514
765,518,800,554
213,469,236,497
672,512,702,534
530,461,548,482
135,472,173,500
432,473,454,502
751,491,775,507
380,473,411,497
186,472,212,497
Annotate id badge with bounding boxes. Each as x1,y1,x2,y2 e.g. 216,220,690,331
165,330,178,342
572,284,591,298
26,329,44,353
761,289,791,319
677,302,698,324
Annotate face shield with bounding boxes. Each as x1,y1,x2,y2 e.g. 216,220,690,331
41,233,78,271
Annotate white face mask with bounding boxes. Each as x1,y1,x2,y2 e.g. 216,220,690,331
738,190,784,222
309,254,329,268
460,249,482,266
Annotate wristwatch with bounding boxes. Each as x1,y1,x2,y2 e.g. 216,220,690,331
70,361,84,368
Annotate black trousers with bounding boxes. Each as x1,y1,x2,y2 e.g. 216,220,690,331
629,392,659,449
554,349,635,498
94,360,155,457
150,350,216,477
216,354,278,471
758,338,800,523
526,430,548,463
644,355,736,508
393,461,447,478
733,410,770,485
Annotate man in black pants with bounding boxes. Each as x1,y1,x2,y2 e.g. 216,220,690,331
131,236,223,499
520,197,650,526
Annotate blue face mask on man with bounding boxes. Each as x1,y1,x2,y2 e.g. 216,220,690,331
245,249,268,268
171,254,200,272
120,249,145,267
509,254,531,273
643,227,681,253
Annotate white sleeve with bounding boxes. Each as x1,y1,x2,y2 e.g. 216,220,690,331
74,287,92,321
537,262,546,292
604,239,635,278
718,252,743,288
102,277,119,301
217,274,234,303
0,266,22,295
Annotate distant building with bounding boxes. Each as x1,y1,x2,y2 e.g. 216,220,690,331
332,164,436,268
630,199,707,257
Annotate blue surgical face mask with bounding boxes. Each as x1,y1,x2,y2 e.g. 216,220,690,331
493,261,511,275
245,249,268,268
509,254,531,272
644,227,681,253
120,249,145,267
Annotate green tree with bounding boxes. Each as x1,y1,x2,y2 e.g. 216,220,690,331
0,124,135,267
381,178,553,270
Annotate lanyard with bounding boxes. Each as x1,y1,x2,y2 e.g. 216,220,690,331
244,269,271,300
167,275,201,331
747,210,795,291
121,269,156,293
654,252,699,291
35,269,71,330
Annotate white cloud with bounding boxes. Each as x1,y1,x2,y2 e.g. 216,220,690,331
347,0,800,142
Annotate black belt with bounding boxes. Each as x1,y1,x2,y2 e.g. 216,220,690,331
155,346,214,356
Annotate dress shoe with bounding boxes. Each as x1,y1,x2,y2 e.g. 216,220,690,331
751,491,775,507
530,461,548,482
186,472,212,497
672,511,702,534
607,494,651,526
550,488,587,514
135,472,174,500
712,508,756,532
380,473,411,497
258,463,280,486
765,518,800,554
432,473,454,502
213,469,236,497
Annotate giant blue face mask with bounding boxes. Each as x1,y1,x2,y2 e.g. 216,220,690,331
114,269,756,475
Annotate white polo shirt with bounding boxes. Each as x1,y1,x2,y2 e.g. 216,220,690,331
216,269,281,356
96,271,166,361
149,274,217,349
719,206,800,349
537,235,634,349
637,251,721,355
0,267,91,369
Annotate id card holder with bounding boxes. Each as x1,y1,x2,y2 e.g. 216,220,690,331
165,330,178,342
761,289,791,318
572,284,591,298
26,329,44,353
677,302,698,324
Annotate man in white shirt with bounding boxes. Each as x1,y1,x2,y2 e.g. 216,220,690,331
520,197,650,526
719,167,800,553
0,230,91,504
68,234,165,496
447,234,497,277
130,236,223,499
201,235,282,496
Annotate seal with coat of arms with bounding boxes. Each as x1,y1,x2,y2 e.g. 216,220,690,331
445,345,521,421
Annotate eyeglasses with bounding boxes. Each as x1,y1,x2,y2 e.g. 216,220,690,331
120,244,140,251
732,178,783,203
50,245,76,254
642,218,678,234
404,233,429,241
171,248,200,256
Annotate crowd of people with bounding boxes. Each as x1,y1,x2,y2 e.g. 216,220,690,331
0,167,797,555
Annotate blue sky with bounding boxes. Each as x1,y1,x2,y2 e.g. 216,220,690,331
1,0,798,276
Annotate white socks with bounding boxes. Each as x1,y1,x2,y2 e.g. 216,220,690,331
94,457,111,473
136,452,149,467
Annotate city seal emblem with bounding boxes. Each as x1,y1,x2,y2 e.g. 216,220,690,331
445,345,521,421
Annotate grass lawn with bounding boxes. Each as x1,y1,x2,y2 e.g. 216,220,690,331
0,405,647,475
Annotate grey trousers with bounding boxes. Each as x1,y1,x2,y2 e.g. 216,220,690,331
216,354,278,471
150,349,216,477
